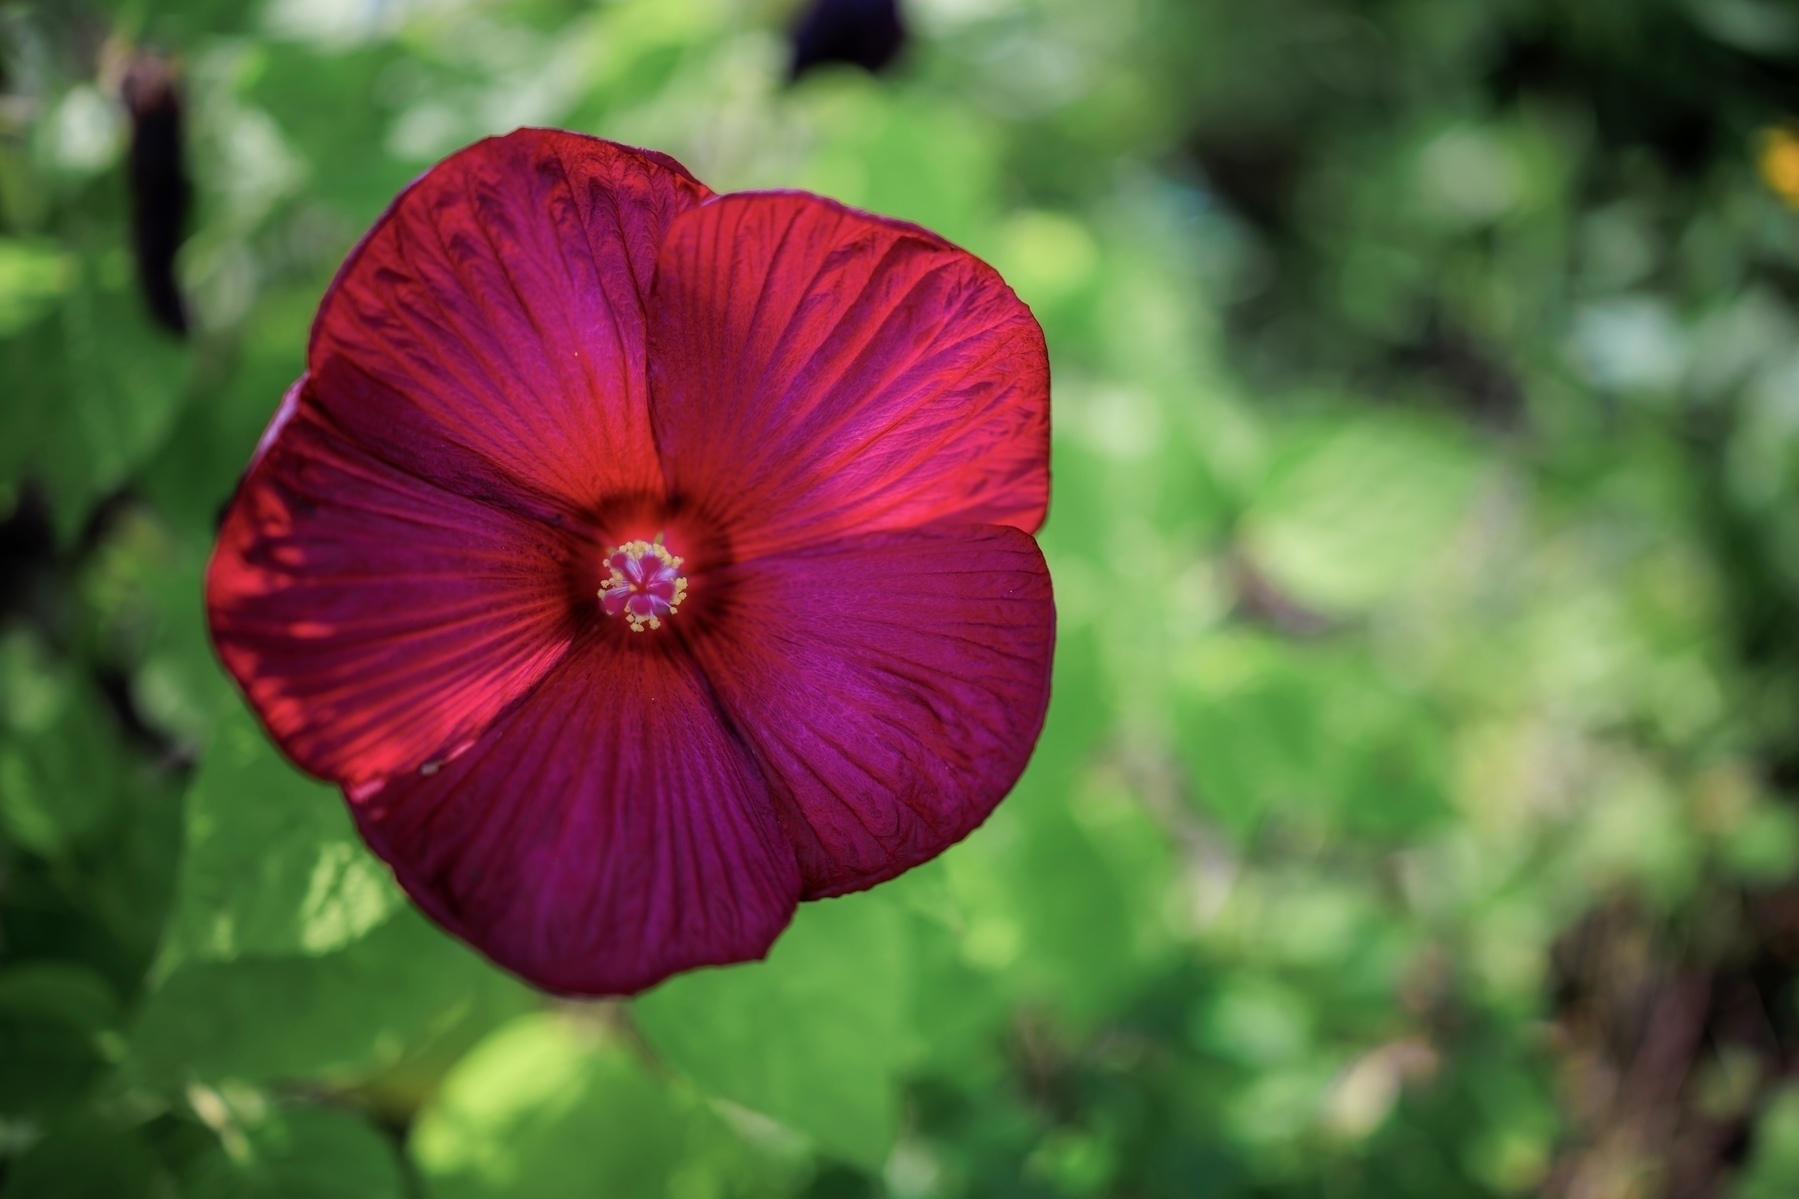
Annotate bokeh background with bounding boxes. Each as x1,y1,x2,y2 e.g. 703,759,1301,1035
6,0,1799,1195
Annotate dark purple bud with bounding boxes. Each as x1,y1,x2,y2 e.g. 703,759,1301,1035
789,0,906,81
120,53,190,337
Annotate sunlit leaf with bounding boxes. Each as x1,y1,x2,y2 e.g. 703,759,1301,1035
0,240,75,336
184,1106,406,1199
161,709,403,969
414,1012,803,1199
635,894,915,1169
126,909,531,1092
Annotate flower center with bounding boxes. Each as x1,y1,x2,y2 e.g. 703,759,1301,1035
598,537,688,632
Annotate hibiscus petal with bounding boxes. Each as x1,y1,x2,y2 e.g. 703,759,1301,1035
348,637,802,996
648,193,1049,560
688,523,1054,897
310,128,711,510
208,378,583,786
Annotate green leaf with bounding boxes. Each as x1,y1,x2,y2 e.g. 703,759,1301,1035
927,626,1172,1027
161,709,403,969
939,771,1167,1027
0,963,121,1120
138,283,316,538
1738,1086,1799,1199
0,251,191,539
246,45,416,229
875,863,1013,1087
184,1106,406,1199
1239,413,1484,614
793,83,1000,248
126,909,532,1092
635,894,916,1169
0,239,75,336
0,1119,163,1199
1722,802,1799,883
0,633,133,858
413,1012,802,1199
1171,632,1453,842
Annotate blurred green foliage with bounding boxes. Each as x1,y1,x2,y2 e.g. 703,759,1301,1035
6,0,1799,1196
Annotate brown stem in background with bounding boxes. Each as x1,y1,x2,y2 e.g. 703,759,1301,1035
120,50,190,337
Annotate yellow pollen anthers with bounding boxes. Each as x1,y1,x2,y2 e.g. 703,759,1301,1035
598,536,689,632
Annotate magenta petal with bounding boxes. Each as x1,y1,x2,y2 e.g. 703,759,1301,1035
309,129,712,510
690,523,1055,897
647,192,1050,560
208,380,581,786
348,637,803,996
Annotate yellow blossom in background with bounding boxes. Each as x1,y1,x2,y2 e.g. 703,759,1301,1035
1760,125,1799,207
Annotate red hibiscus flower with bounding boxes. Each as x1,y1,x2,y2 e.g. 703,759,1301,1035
206,129,1053,996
